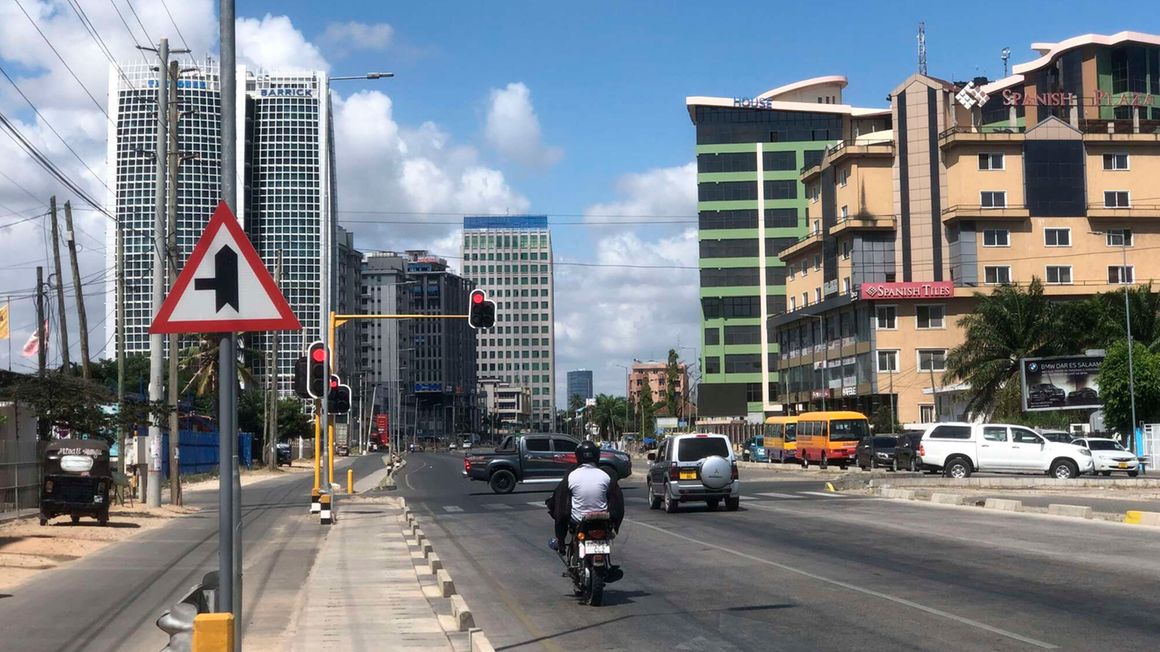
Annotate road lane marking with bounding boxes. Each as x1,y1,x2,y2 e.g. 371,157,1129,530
626,519,1057,649
756,492,803,499
738,496,756,501
799,491,846,498
483,503,512,511
441,505,463,513
527,501,547,508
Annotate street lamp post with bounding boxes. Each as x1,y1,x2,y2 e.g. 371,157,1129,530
812,315,827,412
1092,231,1138,450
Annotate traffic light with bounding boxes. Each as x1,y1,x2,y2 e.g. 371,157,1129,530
293,355,310,398
327,374,351,414
306,341,326,399
467,288,496,329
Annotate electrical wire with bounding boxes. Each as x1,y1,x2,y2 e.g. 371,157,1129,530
158,0,194,56
122,0,154,47
64,0,138,90
105,0,149,61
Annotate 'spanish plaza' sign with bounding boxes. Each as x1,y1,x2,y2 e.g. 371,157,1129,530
1001,89,1158,107
859,281,954,300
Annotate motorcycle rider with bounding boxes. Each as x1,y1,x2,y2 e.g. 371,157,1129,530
548,440,625,582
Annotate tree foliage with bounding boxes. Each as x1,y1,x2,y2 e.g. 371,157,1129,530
1098,340,1160,436
637,389,656,436
662,349,681,418
591,393,628,438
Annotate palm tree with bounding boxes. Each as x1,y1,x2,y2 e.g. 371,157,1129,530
945,278,1063,419
591,393,627,439
1099,283,1160,352
179,334,259,419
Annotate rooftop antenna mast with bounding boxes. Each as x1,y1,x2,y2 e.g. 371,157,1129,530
917,22,928,75
1001,47,1012,77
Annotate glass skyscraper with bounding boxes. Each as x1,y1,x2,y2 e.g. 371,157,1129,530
105,61,336,396
461,216,556,431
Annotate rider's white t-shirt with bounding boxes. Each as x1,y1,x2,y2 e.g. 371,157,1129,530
568,464,610,522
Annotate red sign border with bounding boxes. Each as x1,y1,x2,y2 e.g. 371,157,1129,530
149,201,302,334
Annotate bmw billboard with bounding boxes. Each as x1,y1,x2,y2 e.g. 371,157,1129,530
1020,355,1104,412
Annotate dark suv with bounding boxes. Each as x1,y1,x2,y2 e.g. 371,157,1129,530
275,442,292,467
893,431,925,472
856,436,899,471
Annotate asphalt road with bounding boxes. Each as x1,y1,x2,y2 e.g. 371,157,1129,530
0,453,386,652
399,451,1160,652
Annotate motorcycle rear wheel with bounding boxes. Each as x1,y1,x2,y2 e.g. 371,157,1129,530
584,564,605,606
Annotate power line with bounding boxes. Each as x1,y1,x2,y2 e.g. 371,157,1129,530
158,0,194,55
11,0,112,123
123,0,154,47
63,0,138,90
106,0,149,61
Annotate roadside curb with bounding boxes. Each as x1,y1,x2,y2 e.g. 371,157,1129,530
868,486,1160,528
399,499,496,651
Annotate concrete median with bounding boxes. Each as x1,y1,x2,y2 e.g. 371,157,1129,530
930,493,965,505
984,498,1023,512
1047,504,1093,519
1123,510,1160,526
450,594,475,631
437,569,455,597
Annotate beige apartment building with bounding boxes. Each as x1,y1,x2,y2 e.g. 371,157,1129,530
628,361,692,417
772,31,1160,424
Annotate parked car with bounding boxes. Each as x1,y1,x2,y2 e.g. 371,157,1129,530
1037,429,1075,444
1066,387,1099,406
1072,438,1139,477
275,442,292,466
461,440,473,451
893,431,925,472
1027,383,1066,408
646,433,740,513
449,442,457,451
856,436,899,471
741,435,767,462
918,422,1093,479
337,444,349,456
463,434,632,494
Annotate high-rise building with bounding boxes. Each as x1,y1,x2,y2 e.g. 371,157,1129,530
687,78,890,418
334,226,363,387
566,370,594,406
461,216,556,431
628,360,691,417
405,252,478,438
105,61,336,396
360,251,414,445
772,32,1160,424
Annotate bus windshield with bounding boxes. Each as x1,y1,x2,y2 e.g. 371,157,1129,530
830,419,869,442
784,423,797,442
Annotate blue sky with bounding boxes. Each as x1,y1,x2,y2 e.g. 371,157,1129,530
0,0,1157,395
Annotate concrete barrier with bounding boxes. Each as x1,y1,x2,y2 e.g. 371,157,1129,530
880,488,916,500
437,569,455,597
1124,510,1160,526
929,493,965,506
450,594,475,631
414,527,426,542
470,628,497,652
1048,504,1093,519
427,553,443,574
984,498,1022,512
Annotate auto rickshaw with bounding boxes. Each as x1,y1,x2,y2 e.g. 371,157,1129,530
39,438,113,526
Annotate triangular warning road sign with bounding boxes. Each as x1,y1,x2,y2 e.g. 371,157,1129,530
150,201,302,334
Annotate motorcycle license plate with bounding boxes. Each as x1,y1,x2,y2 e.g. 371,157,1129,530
679,471,696,480
1119,463,1129,469
582,541,611,555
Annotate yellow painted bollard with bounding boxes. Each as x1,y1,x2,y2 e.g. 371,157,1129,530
348,468,354,494
192,613,234,652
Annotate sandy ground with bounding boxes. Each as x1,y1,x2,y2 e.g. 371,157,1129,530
180,459,314,493
0,503,199,591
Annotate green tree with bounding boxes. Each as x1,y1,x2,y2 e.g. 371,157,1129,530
661,349,681,418
1098,283,1160,352
277,398,311,440
945,279,1063,419
179,334,259,420
1098,339,1160,437
870,405,901,434
89,354,152,397
592,393,628,439
638,388,656,436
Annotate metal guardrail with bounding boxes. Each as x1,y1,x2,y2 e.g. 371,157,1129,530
157,571,219,651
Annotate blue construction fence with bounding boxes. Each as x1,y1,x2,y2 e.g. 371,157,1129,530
139,429,254,478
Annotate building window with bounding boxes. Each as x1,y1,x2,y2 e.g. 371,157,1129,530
917,349,947,372
801,260,808,277
982,229,1009,247
981,191,1007,208
842,277,851,294
877,350,899,373
841,241,851,259
838,168,849,186
1106,229,1133,247
1108,265,1135,284
704,328,719,345
978,153,1004,170
801,292,808,307
840,205,848,219
876,305,897,329
789,296,797,311
1044,228,1071,247
1104,191,1130,208
1103,153,1129,170
919,404,936,423
984,266,1012,285
705,356,721,374
814,288,821,303
916,305,945,329
1046,265,1072,285
812,219,821,235
814,254,821,270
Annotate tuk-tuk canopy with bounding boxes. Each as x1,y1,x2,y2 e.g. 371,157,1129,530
44,438,111,476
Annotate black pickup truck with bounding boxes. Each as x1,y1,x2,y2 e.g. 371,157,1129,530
463,433,633,494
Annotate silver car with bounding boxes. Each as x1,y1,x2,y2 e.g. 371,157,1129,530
646,433,740,513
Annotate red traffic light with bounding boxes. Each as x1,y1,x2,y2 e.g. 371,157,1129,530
472,290,484,304
311,347,326,362
330,378,338,389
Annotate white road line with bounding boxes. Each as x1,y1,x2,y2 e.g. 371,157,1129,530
527,501,547,507
756,492,803,499
626,519,1057,650
483,503,512,511
799,491,846,498
738,496,756,501
441,505,463,513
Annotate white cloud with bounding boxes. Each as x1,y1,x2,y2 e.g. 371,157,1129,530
236,14,329,71
320,21,394,57
555,163,700,398
484,82,561,168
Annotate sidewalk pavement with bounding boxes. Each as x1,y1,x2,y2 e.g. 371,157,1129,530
281,495,456,652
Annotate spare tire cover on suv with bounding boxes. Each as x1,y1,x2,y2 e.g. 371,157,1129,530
699,455,732,490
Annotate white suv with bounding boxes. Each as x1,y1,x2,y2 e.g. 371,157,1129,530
918,422,1094,479
646,434,740,512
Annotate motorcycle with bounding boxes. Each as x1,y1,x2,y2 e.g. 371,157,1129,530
563,511,616,606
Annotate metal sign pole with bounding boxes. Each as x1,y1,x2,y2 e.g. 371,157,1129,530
219,0,238,645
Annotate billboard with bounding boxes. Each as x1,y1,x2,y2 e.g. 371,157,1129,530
1020,355,1104,412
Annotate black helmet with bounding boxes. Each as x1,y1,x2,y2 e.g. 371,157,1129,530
576,440,600,465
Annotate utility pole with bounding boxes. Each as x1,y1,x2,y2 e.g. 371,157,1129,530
267,250,282,471
49,196,70,372
116,225,127,482
142,37,169,509
63,202,91,380
36,266,46,440
167,58,182,506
